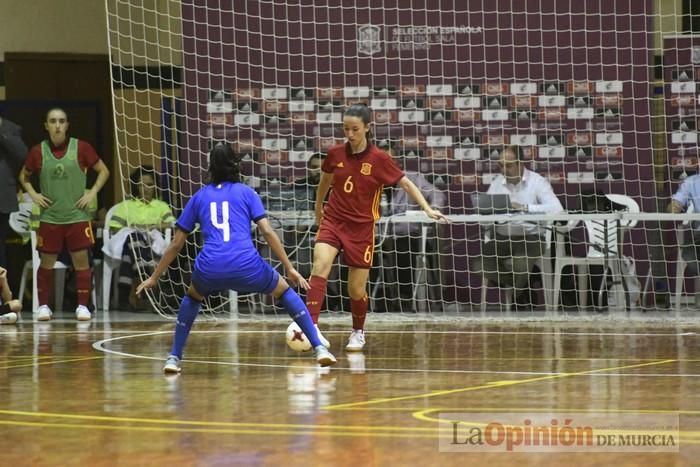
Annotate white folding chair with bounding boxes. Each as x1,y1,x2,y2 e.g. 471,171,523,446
550,194,639,311
11,204,69,313
101,205,120,311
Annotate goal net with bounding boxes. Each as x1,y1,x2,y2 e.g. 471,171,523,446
106,0,697,318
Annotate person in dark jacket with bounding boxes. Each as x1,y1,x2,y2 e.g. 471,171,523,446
0,115,28,269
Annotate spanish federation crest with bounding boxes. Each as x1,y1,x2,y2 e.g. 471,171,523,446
357,25,381,56
361,162,373,175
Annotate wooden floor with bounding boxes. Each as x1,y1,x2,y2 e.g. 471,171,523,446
1,312,700,466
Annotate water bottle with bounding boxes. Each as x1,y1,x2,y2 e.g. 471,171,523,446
380,192,389,216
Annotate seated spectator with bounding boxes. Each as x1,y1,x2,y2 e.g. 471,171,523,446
474,145,563,310
0,266,21,324
379,142,446,311
668,173,700,274
106,166,175,309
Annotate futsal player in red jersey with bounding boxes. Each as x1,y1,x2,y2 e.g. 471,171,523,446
306,103,448,351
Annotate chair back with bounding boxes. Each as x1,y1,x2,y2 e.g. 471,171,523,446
605,194,640,228
584,194,639,257
8,202,33,238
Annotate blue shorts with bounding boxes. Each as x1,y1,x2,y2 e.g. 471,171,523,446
191,257,279,296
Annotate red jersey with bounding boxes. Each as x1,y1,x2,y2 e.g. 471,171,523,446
24,138,100,174
321,143,404,223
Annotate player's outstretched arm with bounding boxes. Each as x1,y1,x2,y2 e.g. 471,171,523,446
256,218,309,290
136,228,188,295
397,176,449,223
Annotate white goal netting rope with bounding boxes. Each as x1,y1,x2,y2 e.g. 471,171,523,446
106,1,698,317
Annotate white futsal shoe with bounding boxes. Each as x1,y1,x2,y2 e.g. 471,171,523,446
0,312,18,325
345,329,366,352
314,346,337,367
75,305,92,321
163,355,182,373
36,305,53,321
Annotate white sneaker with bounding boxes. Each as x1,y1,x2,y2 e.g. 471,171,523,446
75,305,91,321
36,305,52,321
345,329,365,352
313,345,337,367
314,324,331,348
163,355,182,373
0,312,18,325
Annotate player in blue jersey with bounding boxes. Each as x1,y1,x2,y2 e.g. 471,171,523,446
136,144,336,373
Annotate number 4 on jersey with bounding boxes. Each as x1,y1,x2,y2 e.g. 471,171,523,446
210,201,230,241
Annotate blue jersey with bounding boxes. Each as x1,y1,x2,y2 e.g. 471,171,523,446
176,182,267,279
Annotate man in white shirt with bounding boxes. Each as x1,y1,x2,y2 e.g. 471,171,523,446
478,145,563,308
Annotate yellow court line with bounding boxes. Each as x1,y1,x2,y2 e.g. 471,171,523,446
323,359,677,410
416,407,700,416
2,355,56,359
0,409,443,433
0,357,36,364
0,419,436,438
0,356,103,370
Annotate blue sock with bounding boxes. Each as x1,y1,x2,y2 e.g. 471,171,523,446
170,295,202,359
279,288,321,347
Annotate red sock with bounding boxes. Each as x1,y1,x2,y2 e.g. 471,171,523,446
75,268,92,306
37,267,53,306
351,295,368,330
305,275,328,324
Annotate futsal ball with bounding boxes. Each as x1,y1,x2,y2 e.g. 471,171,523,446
286,322,312,352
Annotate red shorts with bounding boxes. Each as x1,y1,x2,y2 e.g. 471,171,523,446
316,219,375,268
37,221,95,254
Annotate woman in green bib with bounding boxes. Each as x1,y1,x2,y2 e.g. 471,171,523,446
18,108,110,322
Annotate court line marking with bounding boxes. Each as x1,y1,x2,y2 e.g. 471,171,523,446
15,332,698,440
7,407,697,442
83,328,700,337
125,355,700,363
413,407,700,416
91,340,673,377
88,331,700,441
319,331,700,337
92,344,560,375
93,333,700,377
91,334,567,375
1,356,57,359
323,359,677,410
0,356,103,370
0,409,443,433
0,419,436,438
